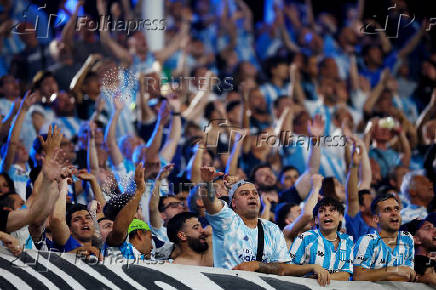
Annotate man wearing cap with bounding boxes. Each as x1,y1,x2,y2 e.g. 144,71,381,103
127,219,153,259
199,167,290,270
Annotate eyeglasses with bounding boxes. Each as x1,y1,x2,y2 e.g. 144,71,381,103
162,201,184,210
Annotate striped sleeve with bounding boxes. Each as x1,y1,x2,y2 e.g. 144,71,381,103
404,234,415,268
341,238,354,274
289,233,308,264
353,235,374,269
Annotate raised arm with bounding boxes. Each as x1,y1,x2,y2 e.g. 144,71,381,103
87,121,100,175
104,95,124,167
188,143,205,184
398,21,426,59
0,99,20,139
60,0,83,49
147,100,170,158
346,140,362,218
138,74,156,123
283,174,322,241
182,72,213,123
200,167,224,214
50,177,70,247
363,69,388,113
70,54,101,100
226,131,247,175
106,163,146,246
396,127,411,168
294,116,323,200
154,21,189,64
97,0,132,65
160,96,182,162
76,169,106,208
148,164,174,229
417,90,436,144
0,91,39,173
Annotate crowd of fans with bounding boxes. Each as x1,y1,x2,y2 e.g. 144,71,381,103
0,0,436,286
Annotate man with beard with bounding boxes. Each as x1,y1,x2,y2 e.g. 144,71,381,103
353,193,416,281
247,88,271,131
167,212,212,266
200,167,290,269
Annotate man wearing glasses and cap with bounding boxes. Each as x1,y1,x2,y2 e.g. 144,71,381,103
199,167,290,270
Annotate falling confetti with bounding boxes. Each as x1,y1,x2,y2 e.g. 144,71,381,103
101,66,137,106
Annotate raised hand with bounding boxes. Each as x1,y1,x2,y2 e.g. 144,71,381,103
200,167,224,183
38,124,63,159
168,93,181,113
21,90,40,110
158,100,170,125
113,94,125,112
311,174,324,190
350,139,362,167
42,148,68,182
223,174,240,189
308,115,325,137
1,233,22,256
157,163,175,181
134,162,146,192
76,169,96,181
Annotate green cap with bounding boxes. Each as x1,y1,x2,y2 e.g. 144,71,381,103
128,219,151,235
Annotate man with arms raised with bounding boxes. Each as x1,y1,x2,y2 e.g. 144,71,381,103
200,167,290,270
353,193,415,281
167,212,213,266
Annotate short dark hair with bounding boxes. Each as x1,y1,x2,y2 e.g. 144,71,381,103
313,197,345,218
279,166,299,182
158,195,178,213
358,189,371,206
273,95,289,109
0,173,15,195
275,202,299,230
204,101,216,120
226,100,241,113
66,203,89,227
370,193,399,215
167,212,198,244
249,163,272,183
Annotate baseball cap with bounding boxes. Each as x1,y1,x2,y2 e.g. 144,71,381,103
128,219,151,235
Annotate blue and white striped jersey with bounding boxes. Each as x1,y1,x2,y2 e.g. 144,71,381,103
289,229,354,274
353,231,414,269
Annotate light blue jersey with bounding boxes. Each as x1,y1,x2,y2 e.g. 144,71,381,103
289,229,354,274
206,201,290,269
353,231,414,269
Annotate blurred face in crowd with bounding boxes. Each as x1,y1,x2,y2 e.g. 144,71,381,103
333,107,353,129
275,98,293,119
293,111,310,135
280,168,299,189
255,167,277,188
179,217,208,253
318,78,336,104
422,61,436,79
374,198,401,233
373,121,393,142
410,175,434,205
272,63,289,80
201,150,213,167
40,76,59,98
0,175,11,196
132,230,153,258
190,40,205,59
61,136,76,163
98,219,113,242
83,75,101,97
240,61,257,79
390,166,409,190
249,89,267,114
120,135,144,161
232,183,261,219
320,58,339,79
70,210,95,242
424,120,436,143
144,72,161,96
129,31,148,55
305,56,319,78
359,193,372,216
14,140,29,164
315,205,342,232
339,26,357,46
370,158,382,186
53,91,75,116
0,75,20,100
227,103,242,125
161,196,185,223
334,178,346,203
366,46,383,66
287,205,302,224
415,221,436,252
